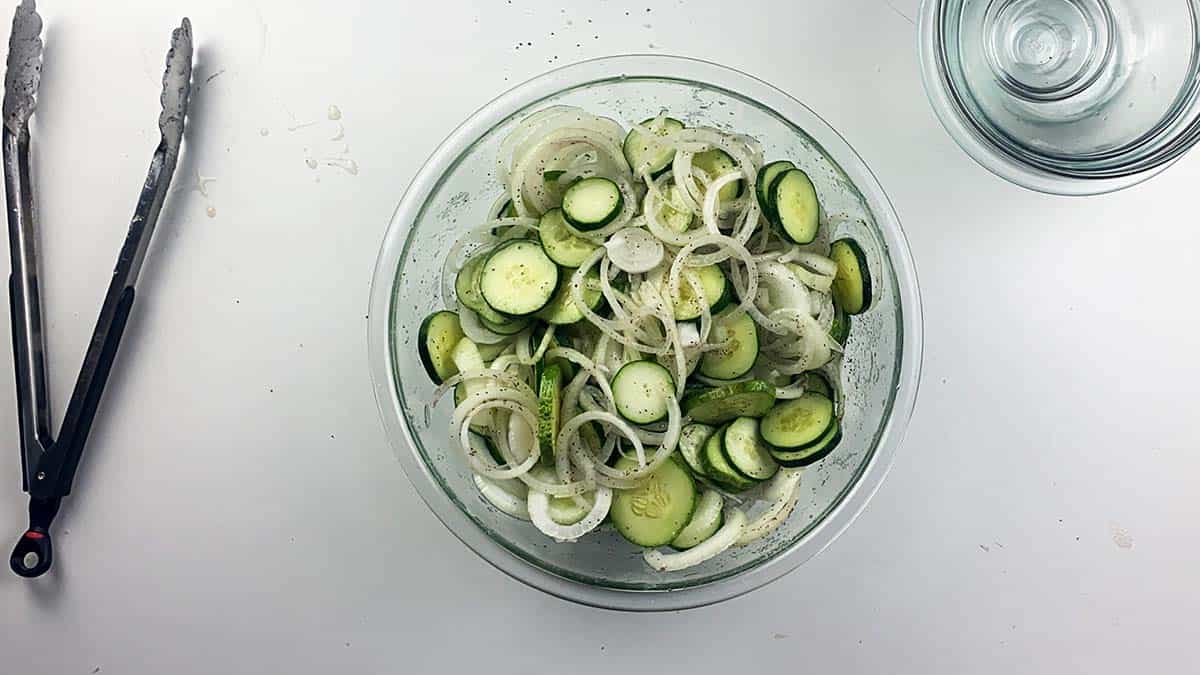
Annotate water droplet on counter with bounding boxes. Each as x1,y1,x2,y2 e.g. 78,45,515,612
327,105,342,121
305,158,318,169
206,206,217,218
259,127,269,136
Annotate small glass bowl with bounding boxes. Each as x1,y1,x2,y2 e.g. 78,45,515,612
920,0,1200,195
367,55,923,611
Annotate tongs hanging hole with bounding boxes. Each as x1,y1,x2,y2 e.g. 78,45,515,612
9,529,51,577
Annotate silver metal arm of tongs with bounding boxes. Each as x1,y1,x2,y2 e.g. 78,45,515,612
4,0,193,578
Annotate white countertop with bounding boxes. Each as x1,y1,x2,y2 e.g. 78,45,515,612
2,0,1197,672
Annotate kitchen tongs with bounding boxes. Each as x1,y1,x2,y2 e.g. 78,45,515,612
5,0,193,577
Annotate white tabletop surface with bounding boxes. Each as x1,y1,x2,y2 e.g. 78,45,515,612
2,0,1198,673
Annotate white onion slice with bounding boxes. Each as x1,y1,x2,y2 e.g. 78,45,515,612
678,322,701,350
604,227,664,274
736,469,803,546
643,508,748,572
528,486,612,542
474,475,530,520
757,262,812,317
458,307,510,345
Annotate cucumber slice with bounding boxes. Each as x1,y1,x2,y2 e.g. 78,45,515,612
701,424,757,492
801,372,834,398
721,417,779,481
612,360,676,425
678,423,716,478
671,265,728,321
452,338,490,431
610,456,697,547
659,185,695,232
476,340,511,362
538,208,599,268
497,199,517,219
468,430,506,465
692,149,742,201
623,116,684,176
479,313,531,336
480,239,559,317
759,393,835,451
548,491,596,525
418,311,464,383
770,419,842,467
455,384,495,432
537,363,563,467
830,304,851,345
451,336,486,373
537,269,603,325
681,380,776,425
670,490,725,550
492,198,520,238
756,160,795,218
527,467,597,524
562,177,624,230
455,255,509,325
700,312,759,380
830,238,872,315
771,169,820,244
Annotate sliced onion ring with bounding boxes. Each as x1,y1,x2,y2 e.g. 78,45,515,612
643,508,747,572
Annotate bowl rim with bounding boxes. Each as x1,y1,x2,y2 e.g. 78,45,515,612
367,54,924,611
916,0,1190,196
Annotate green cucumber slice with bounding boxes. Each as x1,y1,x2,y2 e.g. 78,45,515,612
759,393,835,451
610,456,697,547
537,363,563,467
678,423,716,478
623,116,684,176
681,380,776,425
769,419,842,467
830,303,851,345
693,149,742,201
721,417,779,481
612,360,676,425
659,185,695,232
671,265,728,321
700,311,759,380
756,160,795,219
538,208,599,268
455,254,509,325
536,269,603,325
418,311,464,383
801,372,834,398
830,238,872,315
480,239,559,317
771,169,820,244
670,490,725,550
562,177,624,231
701,424,757,492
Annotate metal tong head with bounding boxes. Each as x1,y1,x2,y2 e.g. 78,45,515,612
4,2,194,578
2,0,41,135
159,17,191,157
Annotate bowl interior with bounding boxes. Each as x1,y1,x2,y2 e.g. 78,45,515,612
374,60,918,605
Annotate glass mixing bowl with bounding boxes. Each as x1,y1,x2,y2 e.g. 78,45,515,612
367,55,923,611
920,0,1200,195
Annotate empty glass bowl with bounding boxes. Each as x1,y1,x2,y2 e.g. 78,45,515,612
920,0,1200,194
367,55,923,610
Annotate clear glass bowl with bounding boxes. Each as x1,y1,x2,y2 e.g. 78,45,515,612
367,55,923,611
920,0,1200,195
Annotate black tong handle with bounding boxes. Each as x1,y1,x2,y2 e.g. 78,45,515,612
8,287,134,577
9,495,58,577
